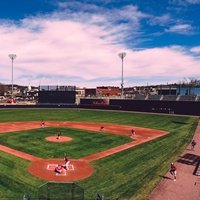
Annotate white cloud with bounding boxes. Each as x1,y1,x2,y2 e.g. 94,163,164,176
126,47,200,76
190,46,200,54
0,9,199,87
149,14,172,26
52,3,149,44
165,24,194,34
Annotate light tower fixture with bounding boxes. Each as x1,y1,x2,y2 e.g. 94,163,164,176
118,52,126,98
8,54,17,102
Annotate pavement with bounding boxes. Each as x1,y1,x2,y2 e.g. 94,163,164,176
148,120,200,200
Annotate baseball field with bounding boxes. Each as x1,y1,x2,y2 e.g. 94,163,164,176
0,108,198,199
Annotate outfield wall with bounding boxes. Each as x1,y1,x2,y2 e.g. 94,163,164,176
111,99,200,115
0,99,199,116
80,98,200,116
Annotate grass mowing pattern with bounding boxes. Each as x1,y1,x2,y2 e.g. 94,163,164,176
0,151,44,199
0,109,193,130
80,119,198,200
0,109,198,199
0,128,131,159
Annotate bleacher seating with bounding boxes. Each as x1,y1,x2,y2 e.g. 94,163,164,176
162,95,178,101
125,94,200,101
133,94,147,100
147,95,162,101
179,95,197,101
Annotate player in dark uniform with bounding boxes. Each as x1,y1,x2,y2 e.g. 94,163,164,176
130,129,135,137
56,131,62,140
170,163,177,181
54,165,63,174
191,140,197,150
40,120,45,128
63,155,70,169
100,126,104,131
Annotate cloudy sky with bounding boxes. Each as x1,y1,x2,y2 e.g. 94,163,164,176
0,0,199,87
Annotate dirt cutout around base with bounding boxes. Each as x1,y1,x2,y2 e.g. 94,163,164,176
45,136,73,143
29,159,93,181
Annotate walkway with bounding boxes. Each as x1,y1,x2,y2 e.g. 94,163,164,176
149,120,200,200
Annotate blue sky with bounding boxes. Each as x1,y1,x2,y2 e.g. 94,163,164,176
0,0,199,87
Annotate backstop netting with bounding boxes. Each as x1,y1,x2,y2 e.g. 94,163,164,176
38,182,84,200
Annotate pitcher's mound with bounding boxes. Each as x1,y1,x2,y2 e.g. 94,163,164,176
28,159,94,181
45,136,73,143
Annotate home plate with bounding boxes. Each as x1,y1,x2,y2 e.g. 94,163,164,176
56,171,67,176
47,164,74,171
66,164,74,170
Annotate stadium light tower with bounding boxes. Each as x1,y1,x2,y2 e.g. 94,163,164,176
8,54,17,102
118,52,126,98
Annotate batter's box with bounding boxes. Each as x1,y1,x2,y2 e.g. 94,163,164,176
66,164,74,170
47,164,74,171
47,164,57,170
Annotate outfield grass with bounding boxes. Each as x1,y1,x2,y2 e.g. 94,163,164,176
0,109,198,199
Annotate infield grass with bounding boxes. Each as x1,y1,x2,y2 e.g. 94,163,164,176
0,109,198,199
0,127,131,159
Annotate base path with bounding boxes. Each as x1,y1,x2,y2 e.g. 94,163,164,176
148,120,200,200
0,145,42,162
0,121,168,182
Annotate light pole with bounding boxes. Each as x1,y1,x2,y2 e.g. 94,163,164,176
8,54,17,102
118,52,126,98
